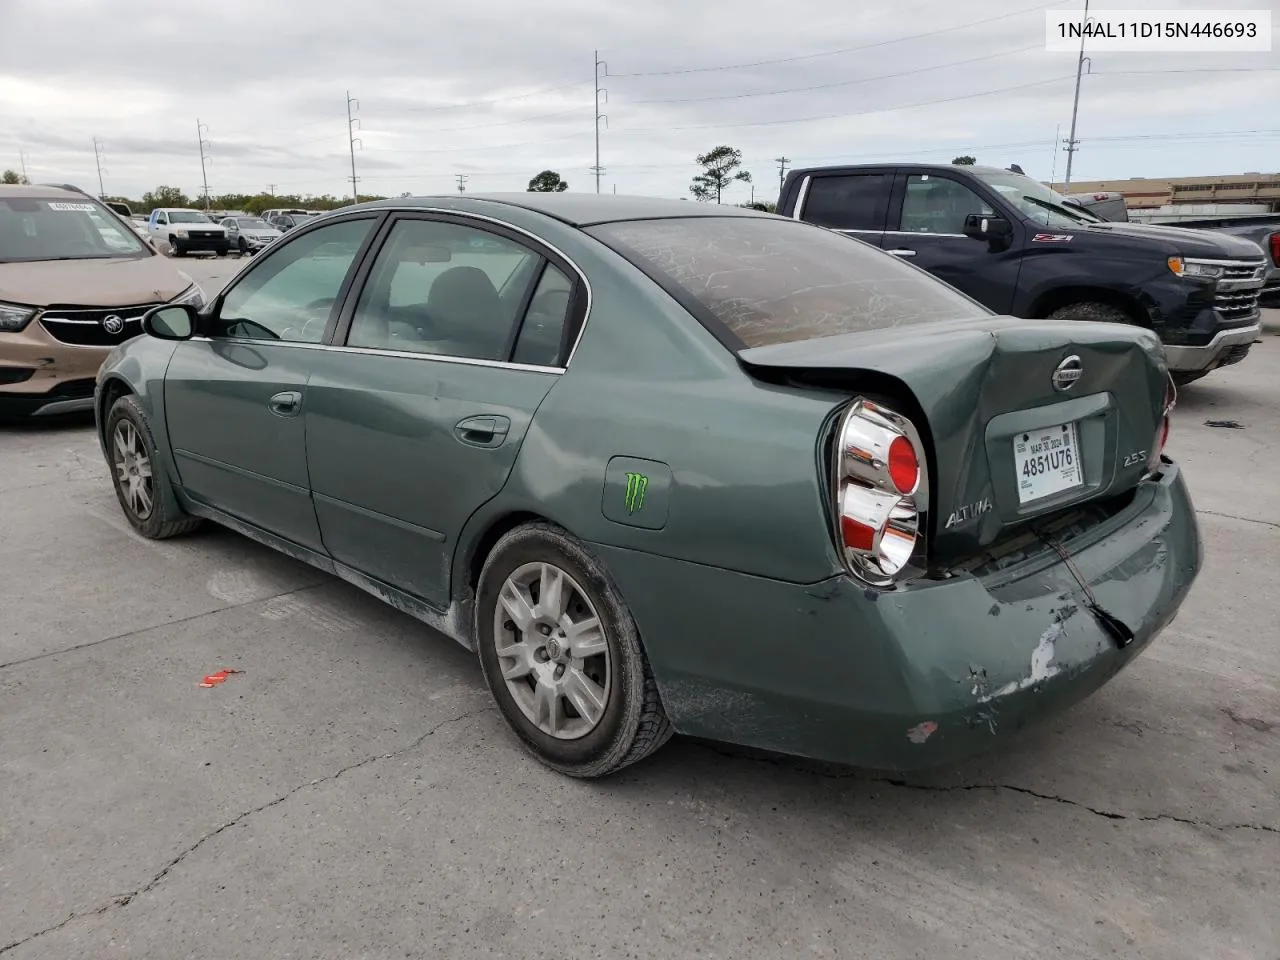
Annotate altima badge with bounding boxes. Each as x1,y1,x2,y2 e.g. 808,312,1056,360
1052,355,1083,392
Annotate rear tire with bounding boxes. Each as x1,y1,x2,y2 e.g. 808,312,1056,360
106,395,202,540
475,521,673,778
1047,302,1132,325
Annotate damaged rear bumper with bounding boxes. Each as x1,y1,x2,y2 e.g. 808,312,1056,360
591,460,1202,771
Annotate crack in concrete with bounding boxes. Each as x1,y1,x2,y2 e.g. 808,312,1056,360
0,705,493,957
1197,509,1280,531
692,743,1280,836
0,582,329,671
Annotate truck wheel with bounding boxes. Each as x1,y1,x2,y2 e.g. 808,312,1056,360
216,246,229,257
168,236,185,258
475,521,673,778
1047,302,1131,325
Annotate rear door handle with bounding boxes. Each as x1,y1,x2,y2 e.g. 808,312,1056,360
268,390,303,418
887,248,917,257
454,415,510,448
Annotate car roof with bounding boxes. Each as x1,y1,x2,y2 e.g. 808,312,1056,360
355,193,770,227
789,162,1013,177
0,184,93,200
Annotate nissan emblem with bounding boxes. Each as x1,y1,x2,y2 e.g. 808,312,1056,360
1052,355,1083,392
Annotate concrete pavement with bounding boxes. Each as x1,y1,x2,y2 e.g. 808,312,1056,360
1,271,1275,959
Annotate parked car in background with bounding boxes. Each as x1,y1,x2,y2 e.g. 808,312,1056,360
1065,191,1129,222
219,215,283,255
95,194,1198,778
146,208,230,258
267,212,315,233
779,163,1268,385
261,207,310,223
0,183,201,419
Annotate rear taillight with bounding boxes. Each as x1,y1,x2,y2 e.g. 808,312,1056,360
1145,375,1176,475
1269,232,1280,267
832,398,927,586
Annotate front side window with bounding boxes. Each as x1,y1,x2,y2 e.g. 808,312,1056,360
899,175,994,235
215,217,374,342
0,196,148,263
590,216,989,350
347,218,540,361
800,173,890,231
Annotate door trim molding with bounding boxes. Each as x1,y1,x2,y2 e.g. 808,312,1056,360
312,491,447,543
173,447,309,494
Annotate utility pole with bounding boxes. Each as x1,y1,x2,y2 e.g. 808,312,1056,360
267,183,276,196
346,91,362,203
92,137,106,198
1049,124,1062,188
19,149,29,184
196,119,211,210
1063,0,1091,188
456,174,468,193
593,50,608,194
775,156,790,194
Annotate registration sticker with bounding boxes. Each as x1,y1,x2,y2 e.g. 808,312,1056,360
47,202,96,212
1014,422,1084,503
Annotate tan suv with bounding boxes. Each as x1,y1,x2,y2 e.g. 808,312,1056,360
1,184,203,419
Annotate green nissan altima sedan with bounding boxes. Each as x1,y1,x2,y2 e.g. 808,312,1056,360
94,194,1201,777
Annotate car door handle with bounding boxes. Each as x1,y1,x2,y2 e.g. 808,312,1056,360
268,390,303,418
887,248,917,257
454,415,510,448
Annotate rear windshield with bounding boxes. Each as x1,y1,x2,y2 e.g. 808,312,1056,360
587,216,989,349
0,196,148,262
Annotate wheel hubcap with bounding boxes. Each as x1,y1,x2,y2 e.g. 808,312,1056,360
112,420,154,520
493,561,610,740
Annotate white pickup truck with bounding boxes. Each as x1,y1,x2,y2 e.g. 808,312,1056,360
146,208,230,258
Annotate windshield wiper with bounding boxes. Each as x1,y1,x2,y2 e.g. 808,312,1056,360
1022,195,1099,224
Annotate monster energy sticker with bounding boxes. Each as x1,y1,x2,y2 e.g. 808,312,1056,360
624,472,649,515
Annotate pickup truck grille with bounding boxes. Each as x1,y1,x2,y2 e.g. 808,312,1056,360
186,230,222,240
1214,260,1265,322
39,304,161,346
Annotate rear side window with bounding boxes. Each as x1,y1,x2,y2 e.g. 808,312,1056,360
800,173,890,230
589,216,989,350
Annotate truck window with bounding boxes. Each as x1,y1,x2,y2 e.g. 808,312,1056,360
800,174,889,231
899,175,993,235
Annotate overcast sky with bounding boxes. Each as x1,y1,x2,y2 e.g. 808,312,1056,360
2,0,1277,202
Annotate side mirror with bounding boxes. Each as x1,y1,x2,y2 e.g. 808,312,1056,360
142,304,197,340
963,213,1013,244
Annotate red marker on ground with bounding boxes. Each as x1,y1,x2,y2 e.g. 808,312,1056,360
198,669,243,688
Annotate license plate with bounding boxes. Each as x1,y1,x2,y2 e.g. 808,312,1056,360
1014,422,1083,503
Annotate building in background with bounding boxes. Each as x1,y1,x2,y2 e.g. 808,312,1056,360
1051,173,1280,220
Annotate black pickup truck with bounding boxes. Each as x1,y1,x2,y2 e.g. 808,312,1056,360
777,163,1268,384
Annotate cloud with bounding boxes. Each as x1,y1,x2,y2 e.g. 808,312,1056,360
2,0,1276,200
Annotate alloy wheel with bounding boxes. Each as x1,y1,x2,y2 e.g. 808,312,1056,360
493,561,611,740
112,420,154,520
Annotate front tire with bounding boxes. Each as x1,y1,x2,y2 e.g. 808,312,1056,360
168,236,186,258
106,395,202,540
1047,302,1132,325
475,522,672,778
238,237,249,255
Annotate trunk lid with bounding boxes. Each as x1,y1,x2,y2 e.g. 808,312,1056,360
738,316,1171,567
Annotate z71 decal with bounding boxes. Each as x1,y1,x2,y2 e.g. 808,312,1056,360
1032,233,1074,243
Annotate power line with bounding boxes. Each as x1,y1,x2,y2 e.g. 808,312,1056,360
612,75,1075,133
372,130,592,155
606,0,1069,77
394,79,592,115
629,44,1041,105
398,106,588,134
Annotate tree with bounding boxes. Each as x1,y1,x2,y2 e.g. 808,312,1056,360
2,169,28,184
141,185,189,208
528,170,569,193
951,155,976,165
690,146,751,203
